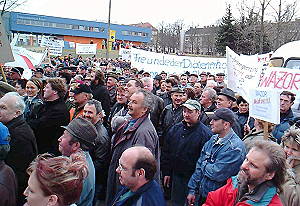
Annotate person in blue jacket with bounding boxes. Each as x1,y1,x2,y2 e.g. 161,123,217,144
111,146,166,206
187,108,246,205
272,91,295,143
161,99,213,206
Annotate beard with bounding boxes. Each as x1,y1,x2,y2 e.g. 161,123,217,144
237,169,263,189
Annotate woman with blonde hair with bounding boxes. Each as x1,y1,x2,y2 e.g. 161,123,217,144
243,118,276,151
23,152,88,206
280,125,300,206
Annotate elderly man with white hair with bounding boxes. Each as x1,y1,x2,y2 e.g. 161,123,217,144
0,92,37,205
141,77,164,128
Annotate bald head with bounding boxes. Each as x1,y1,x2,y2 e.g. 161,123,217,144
122,146,157,180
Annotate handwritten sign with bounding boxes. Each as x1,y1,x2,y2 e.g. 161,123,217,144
76,43,97,55
249,88,280,124
258,67,300,92
226,47,262,101
0,17,14,63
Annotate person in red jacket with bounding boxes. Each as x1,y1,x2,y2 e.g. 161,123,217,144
202,140,286,206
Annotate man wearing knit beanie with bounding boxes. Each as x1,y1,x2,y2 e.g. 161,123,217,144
58,117,97,206
0,122,17,206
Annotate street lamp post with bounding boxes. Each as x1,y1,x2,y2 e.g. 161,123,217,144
106,0,112,59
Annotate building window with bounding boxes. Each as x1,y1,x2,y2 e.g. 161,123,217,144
72,25,79,30
122,30,130,35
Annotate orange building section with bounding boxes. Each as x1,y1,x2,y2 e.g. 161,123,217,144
63,36,142,49
63,36,104,49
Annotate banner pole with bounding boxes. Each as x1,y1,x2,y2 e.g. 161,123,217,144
0,65,7,83
263,120,269,140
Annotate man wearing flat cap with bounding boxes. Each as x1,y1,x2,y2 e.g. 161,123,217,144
8,67,24,86
70,84,93,120
217,88,243,138
215,73,227,88
162,99,212,206
187,108,246,205
33,67,45,80
58,117,98,206
159,87,185,144
189,74,198,87
106,73,118,107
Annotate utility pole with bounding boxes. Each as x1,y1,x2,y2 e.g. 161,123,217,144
106,0,112,59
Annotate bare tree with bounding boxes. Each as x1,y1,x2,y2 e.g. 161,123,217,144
157,20,184,54
258,0,272,53
1,0,27,16
268,0,298,49
184,26,200,54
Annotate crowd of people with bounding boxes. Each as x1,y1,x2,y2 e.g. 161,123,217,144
0,55,299,206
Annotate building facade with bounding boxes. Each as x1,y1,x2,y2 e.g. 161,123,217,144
4,11,152,50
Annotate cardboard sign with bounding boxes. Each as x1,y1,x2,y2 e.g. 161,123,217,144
226,47,263,101
0,17,14,63
76,43,97,55
119,48,131,60
249,88,280,124
258,67,300,92
40,36,64,56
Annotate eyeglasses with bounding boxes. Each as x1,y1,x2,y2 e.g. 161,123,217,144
117,163,137,172
117,163,130,172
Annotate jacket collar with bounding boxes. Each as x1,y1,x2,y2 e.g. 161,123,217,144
113,113,149,147
45,97,63,105
213,129,235,145
5,115,25,130
280,109,294,121
237,180,277,203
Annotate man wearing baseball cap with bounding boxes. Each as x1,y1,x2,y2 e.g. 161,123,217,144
70,84,93,120
58,117,98,206
187,108,246,205
162,99,212,206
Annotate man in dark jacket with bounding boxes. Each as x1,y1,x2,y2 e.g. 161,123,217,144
158,87,185,144
28,78,69,154
83,99,110,202
141,77,164,128
90,70,111,119
0,92,37,205
272,91,295,143
0,122,17,206
162,99,213,206
106,89,160,205
111,146,166,206
216,88,243,138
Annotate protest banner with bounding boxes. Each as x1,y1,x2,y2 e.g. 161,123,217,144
130,48,227,77
258,67,300,93
119,48,131,60
226,47,263,101
5,46,46,79
76,43,97,55
48,45,63,56
249,87,280,125
40,36,64,56
0,17,14,64
69,42,75,48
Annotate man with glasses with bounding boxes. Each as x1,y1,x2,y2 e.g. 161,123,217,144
106,89,160,205
110,146,166,206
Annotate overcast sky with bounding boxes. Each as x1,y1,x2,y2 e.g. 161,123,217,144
16,0,299,28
